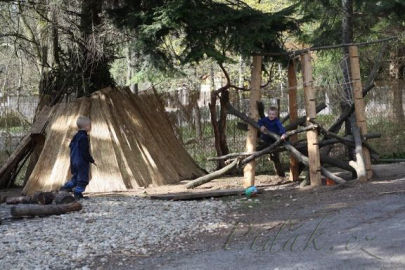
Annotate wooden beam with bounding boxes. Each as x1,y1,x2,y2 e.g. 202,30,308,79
349,45,373,180
287,60,300,181
243,55,262,188
301,53,322,186
150,188,262,201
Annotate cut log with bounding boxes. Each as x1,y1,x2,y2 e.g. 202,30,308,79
54,192,76,204
6,196,33,205
10,202,82,218
34,191,56,205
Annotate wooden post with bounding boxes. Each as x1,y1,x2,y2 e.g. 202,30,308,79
301,53,322,186
243,55,262,188
287,60,300,181
349,45,373,180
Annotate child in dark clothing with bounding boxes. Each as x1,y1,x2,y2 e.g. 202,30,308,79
61,116,95,199
258,106,287,144
257,106,287,177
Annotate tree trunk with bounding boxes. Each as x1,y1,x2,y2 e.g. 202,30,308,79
194,103,203,140
237,55,245,109
126,45,139,94
341,0,354,159
390,47,405,123
219,91,230,157
393,79,404,123
209,93,224,169
243,56,262,188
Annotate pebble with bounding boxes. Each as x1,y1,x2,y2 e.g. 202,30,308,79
0,196,230,269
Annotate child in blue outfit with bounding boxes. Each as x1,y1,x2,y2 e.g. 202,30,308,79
258,106,287,143
257,106,287,177
61,116,95,199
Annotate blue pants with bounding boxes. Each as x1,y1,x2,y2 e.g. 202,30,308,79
62,162,89,195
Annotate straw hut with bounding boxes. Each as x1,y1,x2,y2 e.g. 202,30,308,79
22,87,204,194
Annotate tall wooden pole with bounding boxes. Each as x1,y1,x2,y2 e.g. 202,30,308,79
301,53,322,186
243,55,262,188
287,60,300,181
349,45,372,180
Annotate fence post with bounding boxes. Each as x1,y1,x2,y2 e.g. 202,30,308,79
301,52,322,186
349,45,373,180
287,60,300,181
243,55,262,188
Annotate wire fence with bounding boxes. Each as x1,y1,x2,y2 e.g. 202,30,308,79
0,94,38,165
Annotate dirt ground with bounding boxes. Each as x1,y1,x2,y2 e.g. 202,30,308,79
1,163,405,269
97,162,405,269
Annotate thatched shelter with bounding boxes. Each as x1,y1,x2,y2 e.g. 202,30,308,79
22,87,204,195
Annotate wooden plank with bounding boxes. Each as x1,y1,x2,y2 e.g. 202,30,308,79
150,188,263,201
243,55,262,188
349,46,373,180
301,53,322,186
287,60,300,181
30,105,52,135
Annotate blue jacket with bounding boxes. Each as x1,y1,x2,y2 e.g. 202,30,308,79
70,130,94,166
258,117,286,142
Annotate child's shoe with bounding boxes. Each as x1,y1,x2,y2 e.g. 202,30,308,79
74,193,89,200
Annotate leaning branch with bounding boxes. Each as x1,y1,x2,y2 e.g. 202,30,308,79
186,158,240,189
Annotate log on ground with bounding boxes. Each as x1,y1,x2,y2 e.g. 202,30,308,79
11,202,82,218
6,196,33,205
150,188,262,200
54,192,76,204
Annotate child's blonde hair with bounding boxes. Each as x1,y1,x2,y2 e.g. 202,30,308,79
76,116,91,129
268,106,278,113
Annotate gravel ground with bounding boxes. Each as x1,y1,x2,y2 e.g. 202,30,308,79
0,196,232,269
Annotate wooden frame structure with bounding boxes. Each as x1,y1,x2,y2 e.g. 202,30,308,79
301,52,322,186
284,46,372,185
